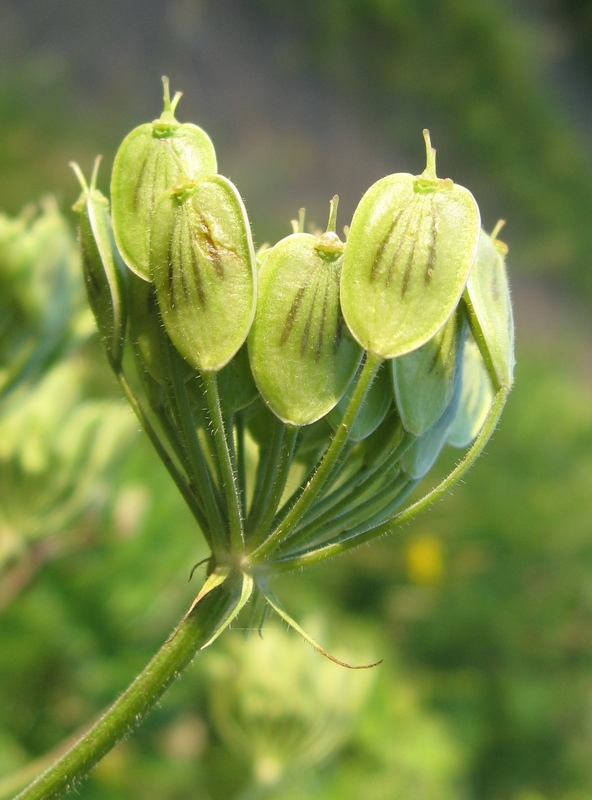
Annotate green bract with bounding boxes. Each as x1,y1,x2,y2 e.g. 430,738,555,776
111,77,217,281
392,307,467,436
341,130,480,359
150,173,257,372
72,159,127,368
464,223,515,391
248,198,362,425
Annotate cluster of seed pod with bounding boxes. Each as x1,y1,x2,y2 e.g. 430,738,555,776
71,78,513,653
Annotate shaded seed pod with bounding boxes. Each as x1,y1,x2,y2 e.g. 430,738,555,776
248,197,362,426
400,365,463,480
392,306,467,436
151,173,257,372
327,359,392,441
464,223,515,391
341,130,480,359
71,159,127,368
217,344,258,414
447,336,494,448
127,271,170,385
111,77,217,281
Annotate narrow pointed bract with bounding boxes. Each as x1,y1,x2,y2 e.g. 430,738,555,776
71,158,127,368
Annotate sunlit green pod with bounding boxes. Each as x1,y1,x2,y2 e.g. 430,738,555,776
327,359,392,441
248,198,362,426
446,336,494,448
464,223,515,391
392,307,467,436
71,159,127,368
111,77,217,281
150,173,257,373
341,130,480,359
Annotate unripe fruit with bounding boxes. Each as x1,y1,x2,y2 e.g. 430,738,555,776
111,77,217,281
341,130,480,359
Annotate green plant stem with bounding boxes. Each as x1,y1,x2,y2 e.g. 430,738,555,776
251,352,382,561
235,414,247,519
201,371,245,553
166,348,227,554
14,577,244,800
282,471,411,555
246,414,286,537
272,385,510,572
114,368,210,537
248,426,299,549
295,428,412,533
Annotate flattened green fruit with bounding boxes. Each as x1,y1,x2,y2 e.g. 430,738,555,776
111,77,217,281
447,336,494,448
464,223,515,391
151,173,256,372
71,159,127,367
400,360,463,480
392,307,467,436
248,198,362,426
341,130,480,359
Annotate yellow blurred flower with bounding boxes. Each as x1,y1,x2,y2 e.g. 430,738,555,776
404,533,444,586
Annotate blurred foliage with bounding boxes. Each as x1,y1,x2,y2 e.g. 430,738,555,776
2,1,592,798
248,0,592,295
0,198,89,403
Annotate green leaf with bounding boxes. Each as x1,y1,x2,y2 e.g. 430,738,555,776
341,130,480,359
464,223,515,390
151,173,257,372
392,307,467,436
249,198,362,425
111,77,217,281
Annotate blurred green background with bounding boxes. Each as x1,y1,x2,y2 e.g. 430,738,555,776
1,1,592,798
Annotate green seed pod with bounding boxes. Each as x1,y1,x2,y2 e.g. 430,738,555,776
392,306,467,436
463,223,515,391
341,130,480,359
111,77,217,281
400,366,463,480
150,173,257,372
71,158,127,368
127,270,170,385
327,359,392,441
248,197,362,426
447,336,494,448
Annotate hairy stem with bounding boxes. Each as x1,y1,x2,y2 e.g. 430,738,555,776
14,576,245,800
272,385,510,571
251,352,382,560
